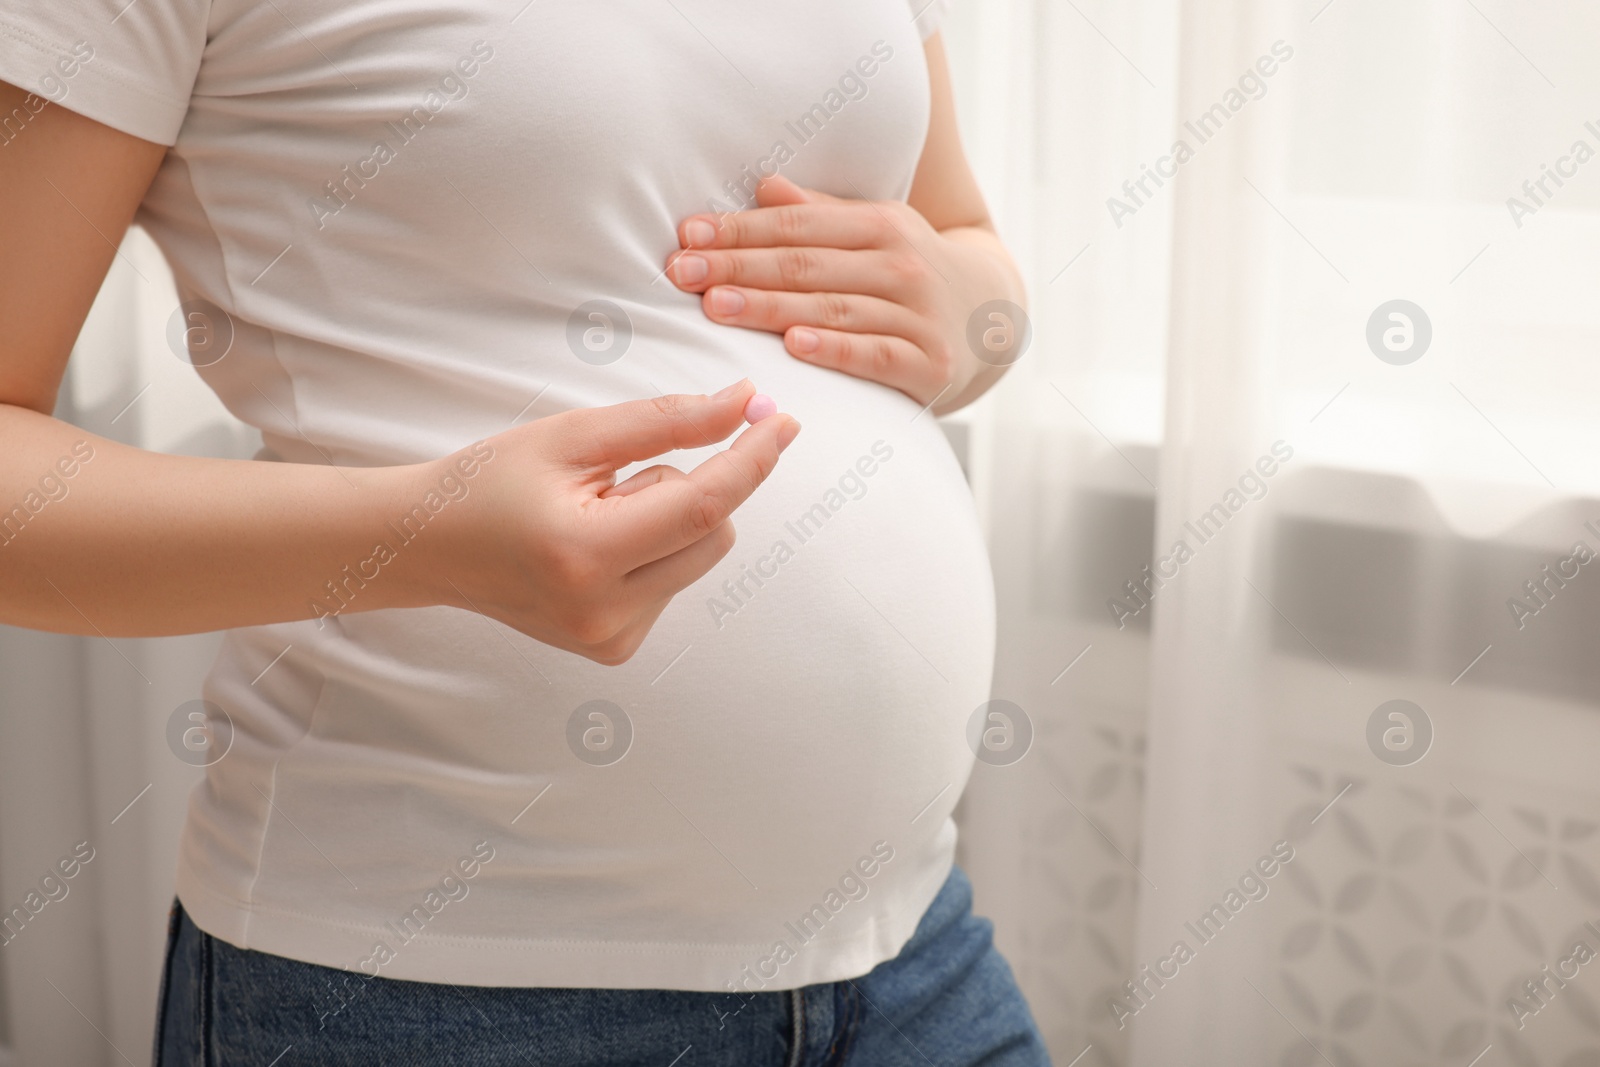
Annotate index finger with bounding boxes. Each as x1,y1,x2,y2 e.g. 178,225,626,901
679,203,887,252
603,413,801,568
555,384,753,470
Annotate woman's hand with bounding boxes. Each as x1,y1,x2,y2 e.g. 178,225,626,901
664,175,1024,414
418,380,798,666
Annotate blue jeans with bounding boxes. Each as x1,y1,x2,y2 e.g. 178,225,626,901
153,864,1051,1066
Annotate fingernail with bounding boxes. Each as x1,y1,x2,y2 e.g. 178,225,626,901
713,378,751,400
743,394,778,423
709,288,745,316
684,219,717,248
777,418,801,453
672,253,708,284
790,327,820,354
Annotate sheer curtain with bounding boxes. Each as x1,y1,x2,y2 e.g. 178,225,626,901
949,0,1600,1064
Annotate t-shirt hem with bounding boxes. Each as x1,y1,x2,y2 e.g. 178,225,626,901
174,855,955,992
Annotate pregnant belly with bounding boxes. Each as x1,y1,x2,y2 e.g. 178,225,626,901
202,326,995,945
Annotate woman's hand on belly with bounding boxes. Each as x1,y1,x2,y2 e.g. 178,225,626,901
415,382,798,666
663,175,1023,415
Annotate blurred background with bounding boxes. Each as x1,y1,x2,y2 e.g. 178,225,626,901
4,0,1600,1063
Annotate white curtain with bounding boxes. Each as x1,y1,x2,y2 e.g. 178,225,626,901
949,0,1600,1065
7,2,1600,1064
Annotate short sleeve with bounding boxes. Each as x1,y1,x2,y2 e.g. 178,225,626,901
908,0,952,40
0,0,209,145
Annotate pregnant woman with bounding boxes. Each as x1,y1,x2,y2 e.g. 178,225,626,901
0,0,1042,1063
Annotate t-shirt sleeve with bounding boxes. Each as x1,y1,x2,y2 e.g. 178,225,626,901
0,0,209,146
908,0,952,41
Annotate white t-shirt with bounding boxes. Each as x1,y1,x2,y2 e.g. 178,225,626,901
0,0,996,991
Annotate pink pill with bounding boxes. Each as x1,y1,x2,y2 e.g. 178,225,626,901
743,393,778,423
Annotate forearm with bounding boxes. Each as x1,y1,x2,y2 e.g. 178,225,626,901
0,403,442,636
932,224,1028,415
